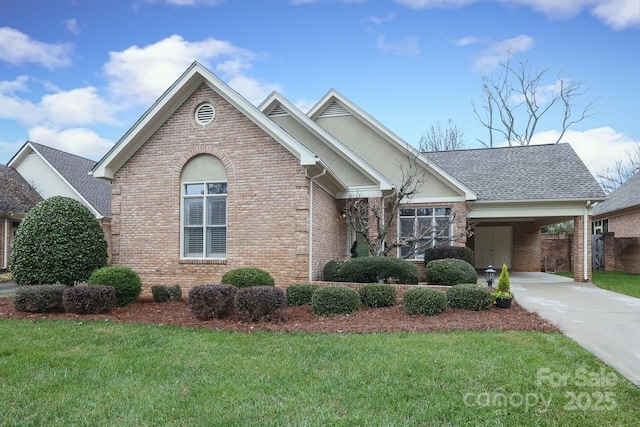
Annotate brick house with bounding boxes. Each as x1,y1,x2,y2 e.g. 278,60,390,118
0,165,42,270
7,141,113,263
90,62,605,291
592,171,640,273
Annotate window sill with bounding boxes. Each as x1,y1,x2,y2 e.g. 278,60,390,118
179,258,227,265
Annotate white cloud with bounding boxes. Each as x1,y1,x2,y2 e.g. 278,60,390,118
366,12,398,25
28,126,114,160
63,18,81,36
376,35,421,56
393,0,640,29
0,27,73,69
470,35,534,72
528,127,640,176
40,87,122,126
103,34,276,106
141,0,223,5
453,36,484,47
225,75,282,105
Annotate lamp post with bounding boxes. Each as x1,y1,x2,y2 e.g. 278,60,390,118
485,264,495,288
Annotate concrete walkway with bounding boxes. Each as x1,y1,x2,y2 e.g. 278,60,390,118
507,272,640,387
0,280,17,295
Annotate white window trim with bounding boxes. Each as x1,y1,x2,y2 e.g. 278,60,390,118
180,180,227,259
398,207,452,260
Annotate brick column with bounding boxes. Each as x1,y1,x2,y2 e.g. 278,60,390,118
572,215,592,281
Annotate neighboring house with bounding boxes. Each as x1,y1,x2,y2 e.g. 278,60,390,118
0,165,43,269
592,171,640,272
90,62,605,290
7,141,113,262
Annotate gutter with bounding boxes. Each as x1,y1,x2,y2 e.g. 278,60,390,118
307,167,326,281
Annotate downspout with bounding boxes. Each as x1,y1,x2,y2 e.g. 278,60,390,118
2,218,8,270
307,167,326,281
583,201,593,281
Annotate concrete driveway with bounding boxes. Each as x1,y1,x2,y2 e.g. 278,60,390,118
509,272,640,387
0,280,17,295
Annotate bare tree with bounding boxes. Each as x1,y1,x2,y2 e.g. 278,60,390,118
342,154,471,258
419,119,466,152
473,55,599,147
596,142,640,193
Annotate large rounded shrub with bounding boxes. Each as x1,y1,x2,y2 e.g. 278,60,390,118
88,266,142,307
403,288,447,316
221,268,275,288
332,257,419,284
425,258,478,286
358,284,397,308
322,259,347,281
424,246,474,267
311,286,360,316
9,196,108,286
286,283,320,306
446,284,492,311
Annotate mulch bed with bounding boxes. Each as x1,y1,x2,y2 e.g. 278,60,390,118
0,297,561,333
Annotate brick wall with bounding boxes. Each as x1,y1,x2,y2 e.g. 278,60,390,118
111,84,317,293
541,233,572,272
572,215,592,281
607,210,640,238
310,184,345,281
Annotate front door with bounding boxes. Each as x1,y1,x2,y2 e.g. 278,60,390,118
474,226,513,269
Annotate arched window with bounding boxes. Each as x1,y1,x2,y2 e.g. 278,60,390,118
180,154,227,258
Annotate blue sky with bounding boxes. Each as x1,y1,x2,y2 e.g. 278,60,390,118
1,0,638,178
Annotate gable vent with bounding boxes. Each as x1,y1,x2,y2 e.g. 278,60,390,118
195,103,215,125
268,105,288,117
319,101,350,117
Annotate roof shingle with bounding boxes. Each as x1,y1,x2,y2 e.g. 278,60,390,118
592,171,640,216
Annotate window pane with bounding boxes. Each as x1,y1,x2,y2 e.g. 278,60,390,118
208,197,226,225
400,208,415,217
208,183,227,195
184,199,203,226
435,207,451,216
416,217,432,236
185,184,204,195
400,243,412,258
207,227,226,257
184,227,203,256
400,218,414,237
435,218,451,238
416,208,431,216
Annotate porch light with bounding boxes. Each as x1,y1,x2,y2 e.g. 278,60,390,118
485,264,496,288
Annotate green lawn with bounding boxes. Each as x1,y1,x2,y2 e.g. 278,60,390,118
555,271,640,299
1,320,639,426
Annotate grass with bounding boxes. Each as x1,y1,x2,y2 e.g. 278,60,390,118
0,271,11,282
554,271,640,299
1,320,639,426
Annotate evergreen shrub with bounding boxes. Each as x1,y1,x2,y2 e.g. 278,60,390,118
87,266,142,307
221,268,275,288
358,284,397,308
311,286,360,316
286,283,320,306
446,284,492,311
424,246,474,267
151,285,182,303
234,286,287,322
329,257,419,284
425,258,478,286
62,285,116,314
188,284,237,320
13,284,66,313
403,288,447,316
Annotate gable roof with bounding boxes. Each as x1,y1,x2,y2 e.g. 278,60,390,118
259,91,394,196
426,144,606,202
0,164,43,217
308,89,477,201
92,61,330,183
8,141,112,217
593,171,640,216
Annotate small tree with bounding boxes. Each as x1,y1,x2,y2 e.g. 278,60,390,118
495,264,513,298
9,196,108,286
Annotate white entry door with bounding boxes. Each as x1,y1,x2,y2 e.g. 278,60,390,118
474,226,513,269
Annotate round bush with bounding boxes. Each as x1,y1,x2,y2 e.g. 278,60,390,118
322,259,347,281
334,257,419,285
403,288,447,316
62,285,116,314
425,258,478,286
88,266,142,307
234,286,287,322
151,285,182,303
311,286,360,316
188,284,238,320
424,246,474,267
221,268,275,288
13,284,67,313
9,196,108,286
286,283,320,306
446,284,493,311
358,284,397,308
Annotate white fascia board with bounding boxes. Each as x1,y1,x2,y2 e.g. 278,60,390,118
261,92,394,192
92,62,319,179
468,200,599,219
308,90,476,200
405,196,468,204
12,142,102,218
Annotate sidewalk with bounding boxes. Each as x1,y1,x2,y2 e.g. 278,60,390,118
510,273,640,387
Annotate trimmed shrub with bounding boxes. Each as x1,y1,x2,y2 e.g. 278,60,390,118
151,285,182,303
446,284,493,311
358,284,397,308
286,283,320,306
234,286,287,322
87,266,142,307
425,258,478,286
13,284,66,313
221,268,275,289
334,257,419,285
188,284,237,320
9,196,108,286
424,246,474,267
311,286,360,316
322,259,347,282
403,288,447,316
62,285,116,314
